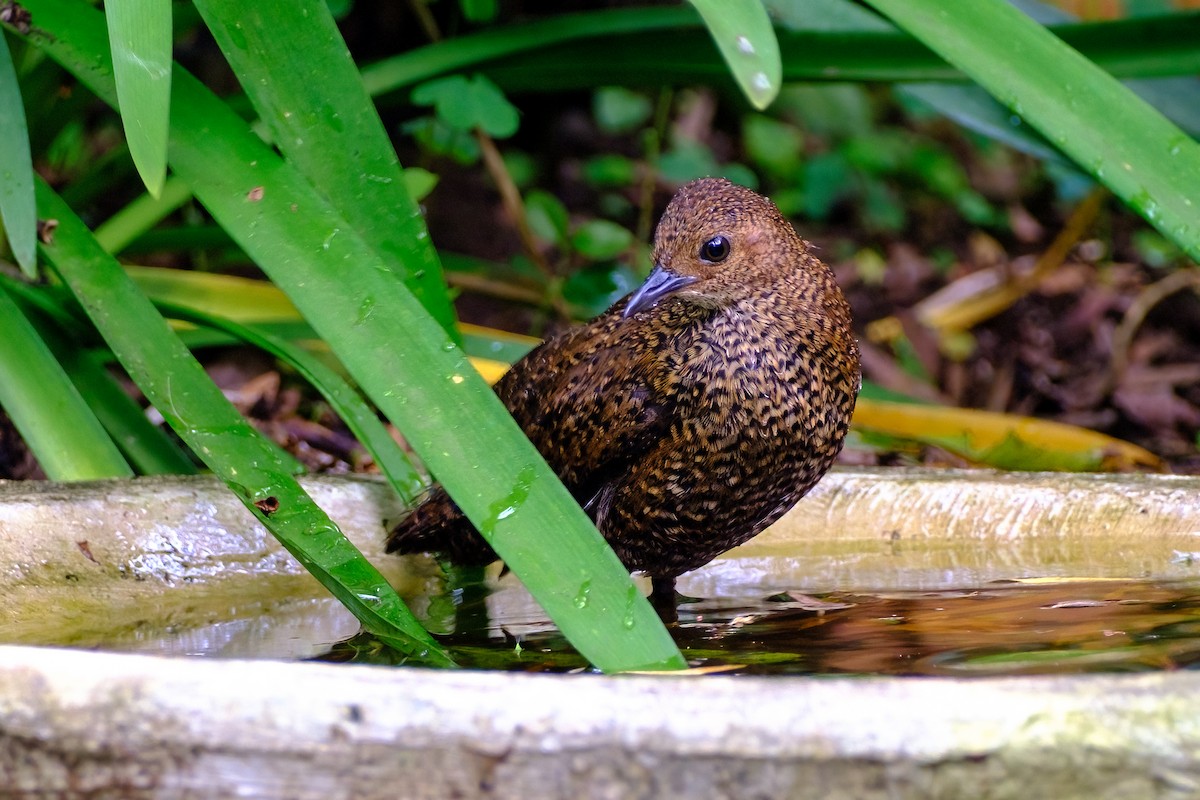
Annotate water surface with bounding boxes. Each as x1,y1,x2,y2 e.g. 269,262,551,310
322,576,1200,676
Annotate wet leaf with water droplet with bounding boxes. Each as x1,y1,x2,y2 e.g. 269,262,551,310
479,463,538,537
686,0,781,110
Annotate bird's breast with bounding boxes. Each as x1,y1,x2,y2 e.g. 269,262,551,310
662,303,855,464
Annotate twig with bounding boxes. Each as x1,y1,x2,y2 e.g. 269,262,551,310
446,271,545,307
404,0,564,317
915,186,1108,333
474,130,556,287
637,88,674,250
1106,267,1200,395
405,0,441,44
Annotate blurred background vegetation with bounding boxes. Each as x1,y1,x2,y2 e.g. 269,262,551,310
2,0,1199,668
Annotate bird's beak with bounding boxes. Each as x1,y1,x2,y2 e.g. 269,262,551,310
622,265,697,318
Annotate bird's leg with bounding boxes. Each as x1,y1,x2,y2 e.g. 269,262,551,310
649,576,679,624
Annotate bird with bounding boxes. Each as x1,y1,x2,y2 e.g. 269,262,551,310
387,177,860,617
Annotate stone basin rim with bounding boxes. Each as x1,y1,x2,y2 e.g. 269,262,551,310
3,468,1200,798
3,643,1198,800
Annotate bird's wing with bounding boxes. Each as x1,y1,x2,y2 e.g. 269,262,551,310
493,311,679,514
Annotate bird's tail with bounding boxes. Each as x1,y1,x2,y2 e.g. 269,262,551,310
385,486,498,566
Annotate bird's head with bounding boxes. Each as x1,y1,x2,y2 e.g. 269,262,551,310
623,177,825,318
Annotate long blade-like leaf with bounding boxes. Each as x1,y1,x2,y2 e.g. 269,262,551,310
13,0,686,672
0,32,36,276
153,299,426,502
0,284,132,480
860,0,1200,262
361,8,1200,95
35,178,453,667
94,176,193,253
104,0,171,197
194,0,459,339
687,0,781,109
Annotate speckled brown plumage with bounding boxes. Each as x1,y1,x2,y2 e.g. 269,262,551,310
387,178,860,603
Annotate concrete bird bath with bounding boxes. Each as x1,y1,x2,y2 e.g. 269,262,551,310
2,468,1199,798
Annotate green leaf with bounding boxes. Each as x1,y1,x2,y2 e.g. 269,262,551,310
764,0,892,32
525,190,570,247
411,73,519,138
860,0,1200,262
0,284,132,480
13,0,686,673
897,83,1068,165
105,0,172,197
582,154,638,188
195,0,459,338
593,87,652,134
459,321,538,364
93,176,194,254
742,114,804,178
364,8,1200,95
460,0,497,24
861,179,905,233
658,142,722,184
60,348,198,476
402,167,439,202
776,85,873,138
658,142,759,189
1124,77,1200,139
0,278,199,475
361,7,698,96
570,219,634,261
686,0,781,109
799,153,853,220
154,299,425,501
126,266,305,324
0,32,36,276
35,176,453,666
407,115,482,164
562,263,640,319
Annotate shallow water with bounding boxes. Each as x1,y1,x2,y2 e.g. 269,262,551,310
322,576,1200,676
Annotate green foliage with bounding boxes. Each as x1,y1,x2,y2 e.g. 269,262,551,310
459,0,497,24
407,115,480,164
861,0,1200,261
2,0,689,673
659,141,758,189
0,33,35,276
570,220,633,261
4,0,1200,671
402,167,440,202
37,177,453,665
743,114,804,178
411,73,519,137
562,263,641,319
686,0,781,109
593,87,653,135
525,190,571,248
105,0,171,197
582,155,638,189
0,284,132,480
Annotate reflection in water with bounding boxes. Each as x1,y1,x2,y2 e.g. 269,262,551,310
325,575,1200,676
88,563,1200,676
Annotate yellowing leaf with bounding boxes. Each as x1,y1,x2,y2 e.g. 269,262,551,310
469,356,510,385
853,398,1163,472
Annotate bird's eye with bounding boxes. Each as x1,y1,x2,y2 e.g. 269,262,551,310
700,235,731,263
